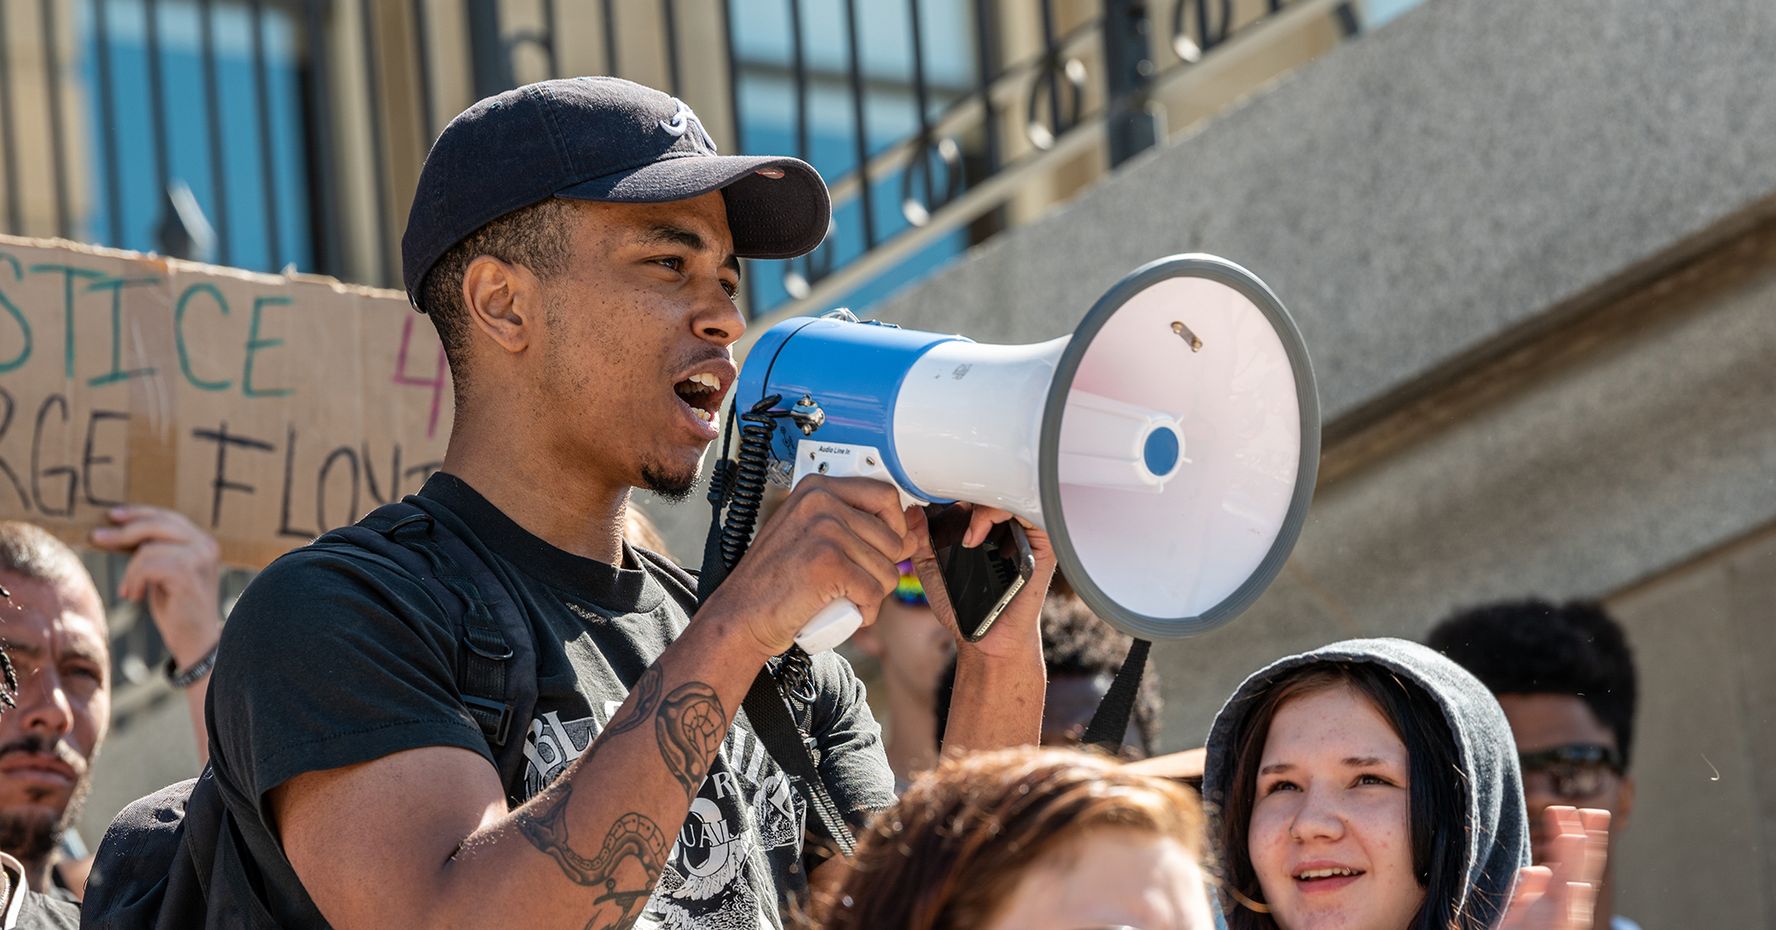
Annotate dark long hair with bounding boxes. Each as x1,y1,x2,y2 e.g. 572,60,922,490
1216,663,1476,930
815,747,1209,930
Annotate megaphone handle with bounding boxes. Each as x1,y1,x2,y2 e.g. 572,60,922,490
785,441,925,653
795,598,864,653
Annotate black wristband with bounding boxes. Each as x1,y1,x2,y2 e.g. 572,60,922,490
164,643,220,689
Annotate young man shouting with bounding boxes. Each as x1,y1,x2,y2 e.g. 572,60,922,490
204,77,1052,930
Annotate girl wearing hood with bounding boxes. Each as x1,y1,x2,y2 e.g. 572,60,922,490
1202,638,1608,930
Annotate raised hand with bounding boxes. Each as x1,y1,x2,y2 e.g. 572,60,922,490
89,505,224,669
1497,806,1611,930
903,503,1056,754
905,503,1056,660
89,504,224,765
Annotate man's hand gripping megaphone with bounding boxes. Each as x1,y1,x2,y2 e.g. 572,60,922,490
697,474,1056,665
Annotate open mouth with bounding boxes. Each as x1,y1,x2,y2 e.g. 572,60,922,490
1300,869,1363,883
673,372,725,424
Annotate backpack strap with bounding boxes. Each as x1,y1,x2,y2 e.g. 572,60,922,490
740,673,858,859
327,500,539,787
87,503,542,930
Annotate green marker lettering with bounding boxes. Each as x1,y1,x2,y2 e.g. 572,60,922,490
243,295,294,398
174,283,233,392
0,255,28,374
86,276,160,387
28,264,105,379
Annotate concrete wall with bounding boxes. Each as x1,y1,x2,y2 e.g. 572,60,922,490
863,0,1776,426
1608,527,1776,928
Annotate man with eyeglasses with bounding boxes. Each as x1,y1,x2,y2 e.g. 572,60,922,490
1427,599,1640,930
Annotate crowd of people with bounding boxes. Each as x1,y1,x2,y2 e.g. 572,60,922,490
0,75,1645,930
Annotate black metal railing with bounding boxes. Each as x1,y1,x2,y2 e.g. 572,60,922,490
0,0,1360,320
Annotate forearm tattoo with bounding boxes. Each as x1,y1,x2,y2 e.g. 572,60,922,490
610,664,663,739
655,681,726,800
513,668,728,928
516,778,667,929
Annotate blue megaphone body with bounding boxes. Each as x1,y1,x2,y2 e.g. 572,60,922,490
728,255,1321,653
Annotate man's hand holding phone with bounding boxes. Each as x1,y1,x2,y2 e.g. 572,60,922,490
907,502,1052,752
906,503,1056,661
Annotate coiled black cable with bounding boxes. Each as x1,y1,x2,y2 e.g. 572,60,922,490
696,394,823,703
720,396,783,571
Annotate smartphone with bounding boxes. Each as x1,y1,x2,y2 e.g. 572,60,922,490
923,504,1037,642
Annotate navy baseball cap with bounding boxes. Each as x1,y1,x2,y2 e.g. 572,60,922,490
401,76,830,306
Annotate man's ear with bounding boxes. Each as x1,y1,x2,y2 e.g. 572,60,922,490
461,254,539,355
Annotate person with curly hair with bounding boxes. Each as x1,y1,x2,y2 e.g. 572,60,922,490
1428,600,1640,930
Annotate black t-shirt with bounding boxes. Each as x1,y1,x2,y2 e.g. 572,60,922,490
207,474,896,929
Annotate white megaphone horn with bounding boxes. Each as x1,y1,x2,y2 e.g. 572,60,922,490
726,254,1320,651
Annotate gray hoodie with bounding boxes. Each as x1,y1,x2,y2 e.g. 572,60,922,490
1202,637,1530,929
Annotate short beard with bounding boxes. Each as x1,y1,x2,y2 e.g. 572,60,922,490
0,807,58,863
0,734,95,866
0,771,89,865
640,462,700,503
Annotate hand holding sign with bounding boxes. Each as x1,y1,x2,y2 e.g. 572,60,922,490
89,505,222,669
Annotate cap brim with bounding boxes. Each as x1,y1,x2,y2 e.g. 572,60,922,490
557,154,830,259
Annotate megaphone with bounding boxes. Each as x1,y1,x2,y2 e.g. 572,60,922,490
726,254,1319,651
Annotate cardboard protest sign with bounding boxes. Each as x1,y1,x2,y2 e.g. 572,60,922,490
0,236,452,567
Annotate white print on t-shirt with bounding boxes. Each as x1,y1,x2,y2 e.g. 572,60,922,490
521,703,807,929
520,707,610,798
669,797,746,898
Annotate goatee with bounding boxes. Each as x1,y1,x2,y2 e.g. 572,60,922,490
0,808,57,862
0,734,95,863
641,464,699,503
